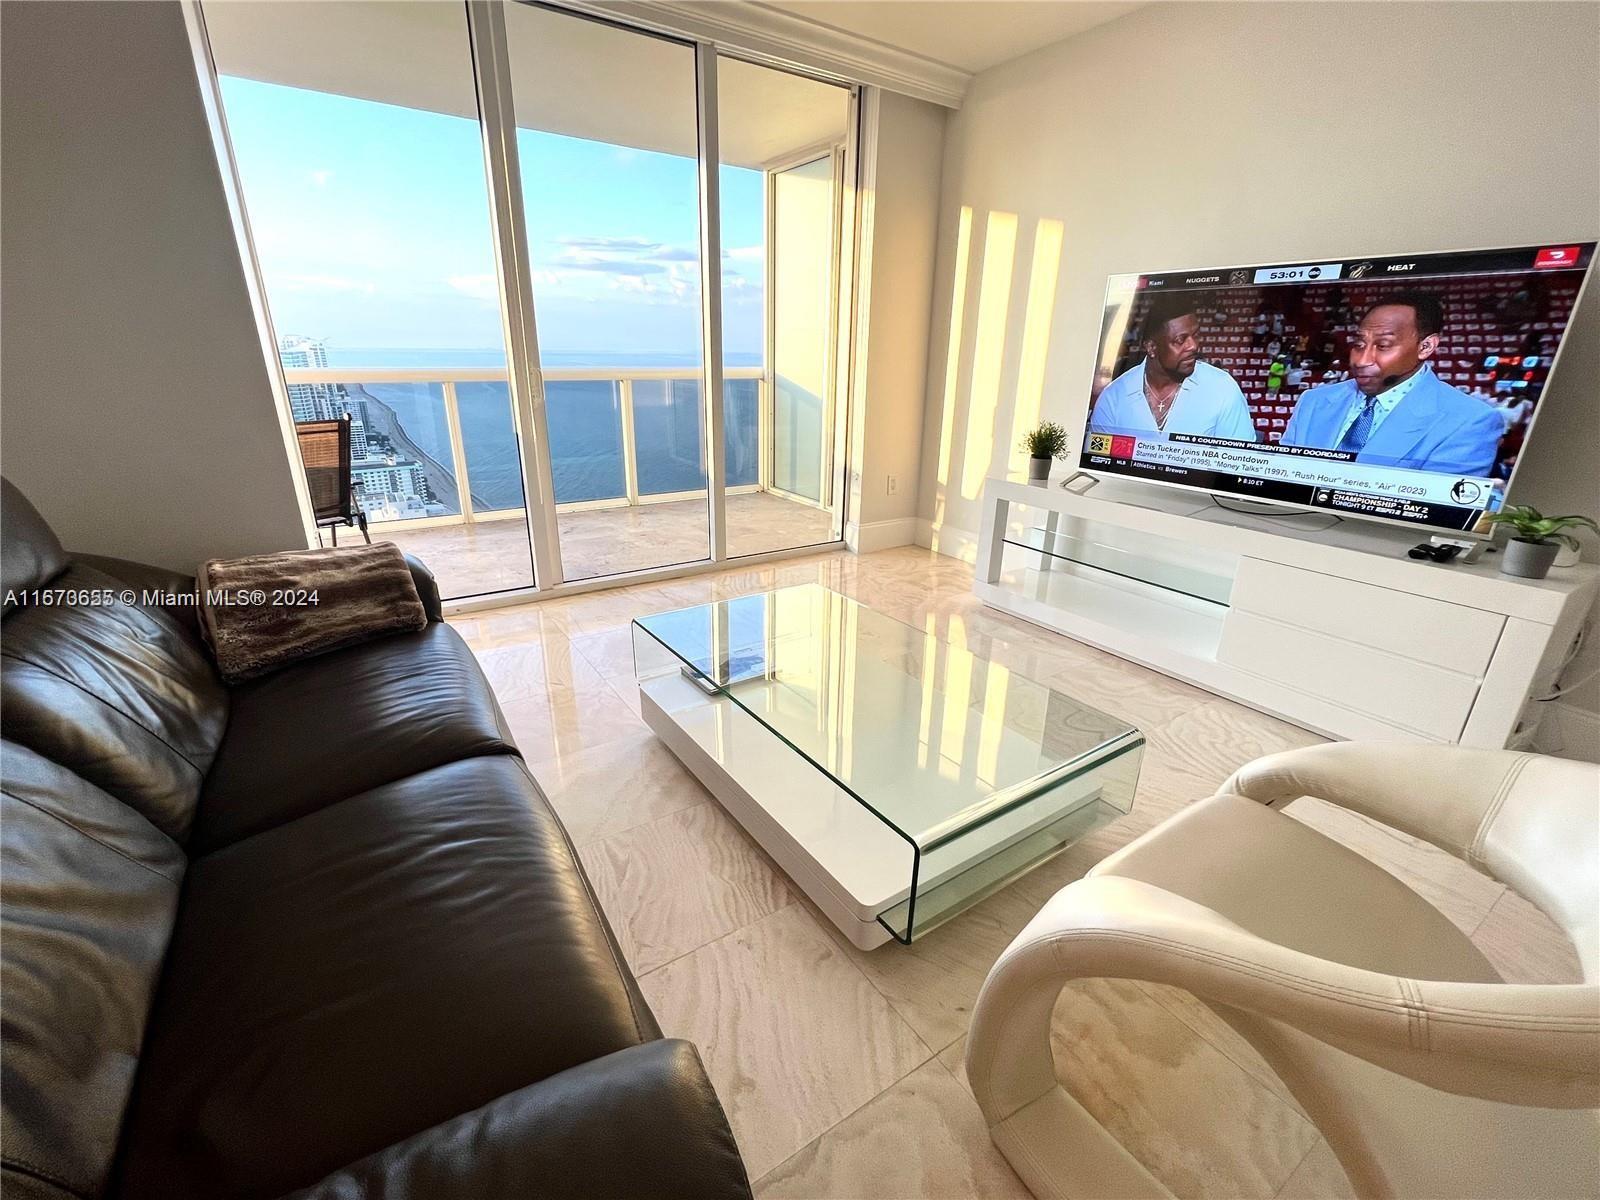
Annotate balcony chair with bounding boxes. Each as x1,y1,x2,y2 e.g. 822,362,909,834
966,742,1600,1199
295,415,370,546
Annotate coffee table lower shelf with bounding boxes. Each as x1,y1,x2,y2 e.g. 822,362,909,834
640,671,1132,949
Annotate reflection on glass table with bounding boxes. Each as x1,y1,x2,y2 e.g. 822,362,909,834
633,584,1143,947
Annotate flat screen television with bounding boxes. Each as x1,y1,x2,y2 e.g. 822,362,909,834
1078,242,1596,532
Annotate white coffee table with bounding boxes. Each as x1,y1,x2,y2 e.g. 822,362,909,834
632,584,1143,949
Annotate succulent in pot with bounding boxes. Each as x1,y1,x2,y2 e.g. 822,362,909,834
1481,505,1597,579
1021,422,1070,483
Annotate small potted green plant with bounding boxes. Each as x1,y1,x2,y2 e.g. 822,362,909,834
1482,504,1598,579
1021,421,1070,484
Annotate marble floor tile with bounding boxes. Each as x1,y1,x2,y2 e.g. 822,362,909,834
579,802,794,974
535,581,688,637
1134,982,1307,1117
1040,647,1219,733
605,675,644,718
1050,977,1322,1200
1274,1139,1357,1200
1469,887,1584,984
568,625,639,682
755,1060,1029,1200
1284,796,1505,936
463,601,569,649
798,881,1050,1055
446,543,1585,1199
524,733,709,847
1144,698,1323,793
471,632,594,700
640,903,933,1180
497,681,650,765
936,1034,969,1087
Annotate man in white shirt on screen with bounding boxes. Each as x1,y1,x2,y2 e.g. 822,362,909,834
1088,294,1258,442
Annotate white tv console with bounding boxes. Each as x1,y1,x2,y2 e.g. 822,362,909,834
974,476,1599,748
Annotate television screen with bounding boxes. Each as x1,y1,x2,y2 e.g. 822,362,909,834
1079,243,1595,531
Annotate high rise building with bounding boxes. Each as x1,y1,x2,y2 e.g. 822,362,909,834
279,335,337,421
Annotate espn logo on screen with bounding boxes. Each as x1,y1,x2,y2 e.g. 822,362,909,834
1087,434,1137,458
1534,246,1580,269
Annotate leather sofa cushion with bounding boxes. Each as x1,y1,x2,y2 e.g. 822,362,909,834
190,622,518,853
1,565,228,844
2,478,69,614
116,754,660,1200
1,743,184,1200
286,1040,752,1200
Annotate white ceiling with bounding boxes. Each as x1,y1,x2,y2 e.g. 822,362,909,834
205,1,850,167
760,1,1145,74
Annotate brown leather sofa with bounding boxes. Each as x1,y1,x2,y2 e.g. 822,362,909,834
0,479,752,1200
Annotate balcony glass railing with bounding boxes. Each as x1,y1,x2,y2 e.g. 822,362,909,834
283,365,767,528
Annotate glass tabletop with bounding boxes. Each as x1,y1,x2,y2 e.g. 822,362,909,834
632,584,1141,851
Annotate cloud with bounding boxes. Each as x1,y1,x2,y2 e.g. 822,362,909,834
309,169,334,187
556,235,660,253
607,271,699,305
447,273,499,301
725,245,763,261
561,258,669,275
549,236,701,270
280,273,374,295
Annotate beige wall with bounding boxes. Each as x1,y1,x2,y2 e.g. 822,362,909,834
1,0,308,572
853,90,946,541
916,0,1600,715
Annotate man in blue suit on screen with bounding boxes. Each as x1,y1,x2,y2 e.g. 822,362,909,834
1280,291,1504,477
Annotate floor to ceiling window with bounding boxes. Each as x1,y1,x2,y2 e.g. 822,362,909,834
199,0,857,602
204,0,537,597
502,2,710,582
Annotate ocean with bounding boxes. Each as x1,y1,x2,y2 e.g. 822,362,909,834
326,348,764,508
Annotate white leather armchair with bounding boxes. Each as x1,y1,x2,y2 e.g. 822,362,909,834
965,743,1600,1199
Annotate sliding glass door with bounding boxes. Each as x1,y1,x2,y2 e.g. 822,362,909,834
501,3,711,582
200,0,855,601
717,58,852,559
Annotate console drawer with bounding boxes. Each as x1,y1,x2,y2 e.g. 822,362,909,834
1231,558,1504,675
1218,610,1478,740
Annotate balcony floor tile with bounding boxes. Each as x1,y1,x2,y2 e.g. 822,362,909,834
376,492,835,600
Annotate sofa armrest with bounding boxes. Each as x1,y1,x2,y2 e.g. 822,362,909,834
285,1039,751,1200
403,554,443,622
73,552,201,635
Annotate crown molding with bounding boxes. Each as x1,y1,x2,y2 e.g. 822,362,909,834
544,1,970,107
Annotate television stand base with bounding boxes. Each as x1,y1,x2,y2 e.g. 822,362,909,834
972,474,1597,749
1209,494,1344,530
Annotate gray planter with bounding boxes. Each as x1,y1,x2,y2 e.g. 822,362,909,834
1027,456,1052,484
1500,537,1560,579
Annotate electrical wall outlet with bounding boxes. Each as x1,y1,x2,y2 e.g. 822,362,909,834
886,474,899,495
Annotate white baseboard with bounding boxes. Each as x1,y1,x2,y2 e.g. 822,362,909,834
1535,701,1600,763
915,517,980,563
845,517,918,554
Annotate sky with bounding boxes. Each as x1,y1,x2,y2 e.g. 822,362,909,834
219,76,765,361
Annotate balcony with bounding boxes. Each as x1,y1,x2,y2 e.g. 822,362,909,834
286,364,837,598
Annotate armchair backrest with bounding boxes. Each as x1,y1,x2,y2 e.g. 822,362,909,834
1478,754,1600,984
